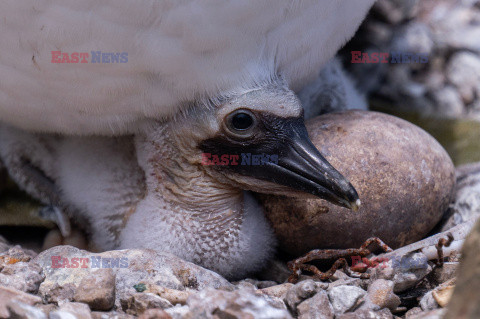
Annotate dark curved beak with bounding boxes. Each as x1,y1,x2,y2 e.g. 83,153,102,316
252,119,360,210
200,116,360,210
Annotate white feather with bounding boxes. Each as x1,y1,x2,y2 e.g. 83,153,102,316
0,0,374,134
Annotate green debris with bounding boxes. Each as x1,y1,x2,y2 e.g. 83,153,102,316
133,283,147,292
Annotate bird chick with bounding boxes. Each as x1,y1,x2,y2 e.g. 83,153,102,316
0,79,359,279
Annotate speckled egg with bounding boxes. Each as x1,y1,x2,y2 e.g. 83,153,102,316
258,110,455,255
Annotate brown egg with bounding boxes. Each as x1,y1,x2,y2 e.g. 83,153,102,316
258,110,455,256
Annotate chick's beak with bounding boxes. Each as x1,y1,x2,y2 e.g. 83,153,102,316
200,116,360,210
249,119,360,211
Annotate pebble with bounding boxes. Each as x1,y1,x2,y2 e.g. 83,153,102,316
408,308,446,319
186,287,291,319
391,22,434,54
73,269,116,311
370,252,432,293
0,261,44,293
446,52,480,104
419,291,439,311
430,262,458,284
260,283,293,300
33,245,232,308
0,285,42,318
49,311,79,319
145,284,191,306
296,290,334,319
137,308,172,319
121,293,172,316
284,280,324,313
91,311,135,319
360,279,400,311
57,302,93,319
327,285,367,314
405,306,422,318
341,0,480,118
431,86,465,117
441,162,480,231
0,245,36,266
164,305,191,319
6,300,47,319
336,308,393,319
328,276,365,290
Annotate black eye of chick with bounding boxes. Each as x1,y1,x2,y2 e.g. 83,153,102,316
231,112,254,130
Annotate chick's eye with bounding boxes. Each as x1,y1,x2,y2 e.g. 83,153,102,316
225,109,257,136
231,112,253,130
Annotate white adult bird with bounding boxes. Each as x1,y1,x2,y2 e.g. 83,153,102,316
0,0,374,278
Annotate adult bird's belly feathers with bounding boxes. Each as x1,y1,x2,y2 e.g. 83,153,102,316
0,0,374,134
0,1,375,278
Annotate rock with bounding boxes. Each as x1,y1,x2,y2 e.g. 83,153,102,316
0,261,44,293
446,52,480,104
260,283,293,300
259,111,455,254
91,312,135,319
329,270,350,281
431,86,465,117
409,308,446,319
369,246,432,293
328,276,365,290
327,285,366,314
405,307,422,318
297,290,334,319
0,285,42,318
255,281,278,289
419,291,439,311
336,308,393,319
187,287,291,319
73,269,115,311
164,305,191,319
445,218,480,318
234,280,257,291
49,311,79,319
138,309,172,319
56,302,93,319
33,246,232,307
442,162,480,231
36,304,57,316
339,0,480,119
6,300,47,319
238,279,277,289
121,293,172,316
391,22,434,54
284,280,325,312
360,279,400,311
0,245,36,268
144,284,191,306
430,262,458,284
